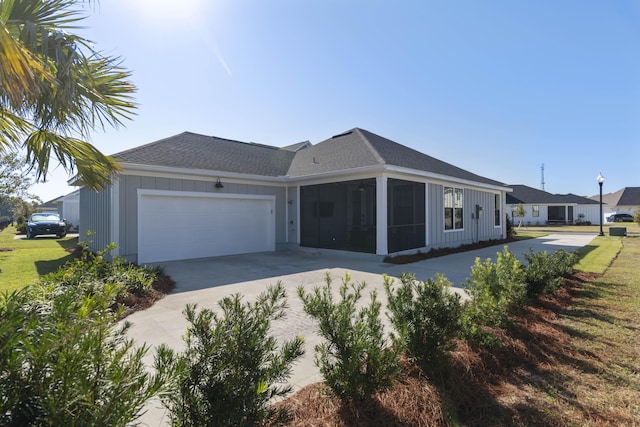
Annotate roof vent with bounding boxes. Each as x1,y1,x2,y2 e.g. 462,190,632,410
331,131,353,139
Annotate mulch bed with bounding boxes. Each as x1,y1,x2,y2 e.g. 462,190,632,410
118,274,176,318
273,271,602,426
384,237,517,264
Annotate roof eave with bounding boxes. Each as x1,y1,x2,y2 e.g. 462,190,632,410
120,163,289,183
287,164,385,182
384,165,512,192
107,162,513,192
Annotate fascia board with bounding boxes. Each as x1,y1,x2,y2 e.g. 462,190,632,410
383,165,512,192
285,165,385,183
117,162,511,193
120,163,288,184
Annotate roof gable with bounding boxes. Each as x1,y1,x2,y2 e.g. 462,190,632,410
287,128,506,187
286,129,382,177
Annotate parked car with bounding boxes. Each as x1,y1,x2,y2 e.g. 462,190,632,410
606,213,634,223
26,212,67,239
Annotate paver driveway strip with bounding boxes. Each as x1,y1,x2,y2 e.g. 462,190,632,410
129,233,596,426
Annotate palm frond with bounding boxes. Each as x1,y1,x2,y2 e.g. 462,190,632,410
0,106,31,150
24,129,122,191
0,0,136,190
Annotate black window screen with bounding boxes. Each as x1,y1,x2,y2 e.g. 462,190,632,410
300,179,376,253
387,179,425,253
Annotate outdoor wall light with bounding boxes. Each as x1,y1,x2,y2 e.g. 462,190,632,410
597,173,604,236
215,178,224,189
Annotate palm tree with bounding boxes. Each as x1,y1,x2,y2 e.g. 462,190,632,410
0,0,136,190
513,203,526,228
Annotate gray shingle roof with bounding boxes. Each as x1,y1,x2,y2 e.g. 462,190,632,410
113,132,295,177
114,128,508,188
287,128,507,187
507,184,598,205
593,187,640,207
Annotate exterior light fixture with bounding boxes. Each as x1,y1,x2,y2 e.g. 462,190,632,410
215,178,224,189
596,173,604,236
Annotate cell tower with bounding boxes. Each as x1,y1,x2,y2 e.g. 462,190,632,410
540,163,545,191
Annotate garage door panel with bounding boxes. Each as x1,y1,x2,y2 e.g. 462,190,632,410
138,193,275,263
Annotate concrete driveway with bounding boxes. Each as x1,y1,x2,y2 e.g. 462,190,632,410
129,233,596,426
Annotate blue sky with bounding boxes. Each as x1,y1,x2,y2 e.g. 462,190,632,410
31,0,640,202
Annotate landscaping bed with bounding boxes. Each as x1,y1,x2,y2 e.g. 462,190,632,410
384,237,518,264
276,270,635,426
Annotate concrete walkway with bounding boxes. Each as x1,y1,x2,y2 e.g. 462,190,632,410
128,233,596,426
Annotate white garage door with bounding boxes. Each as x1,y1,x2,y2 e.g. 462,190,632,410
138,190,275,263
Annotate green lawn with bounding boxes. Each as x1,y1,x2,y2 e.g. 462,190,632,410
512,230,548,240
574,235,624,274
516,222,639,236
0,226,79,292
515,223,631,274
538,235,640,424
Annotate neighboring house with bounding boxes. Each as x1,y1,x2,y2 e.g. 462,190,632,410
77,128,511,264
590,187,640,222
506,185,600,225
36,198,58,213
56,190,80,229
40,190,80,228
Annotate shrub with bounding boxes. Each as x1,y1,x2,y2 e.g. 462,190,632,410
298,273,401,404
461,246,526,345
41,243,159,301
0,283,169,426
505,214,514,237
15,217,26,234
385,273,462,369
158,282,304,426
524,248,578,297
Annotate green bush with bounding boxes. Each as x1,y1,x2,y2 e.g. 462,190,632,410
158,282,304,426
385,273,462,369
524,249,577,297
41,243,160,301
298,273,401,403
461,246,526,345
505,214,514,237
15,217,26,234
0,283,169,426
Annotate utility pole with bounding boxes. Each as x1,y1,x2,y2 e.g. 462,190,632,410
540,163,545,191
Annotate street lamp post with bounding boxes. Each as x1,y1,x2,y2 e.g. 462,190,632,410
597,173,605,236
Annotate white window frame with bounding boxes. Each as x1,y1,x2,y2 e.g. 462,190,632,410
444,186,464,231
532,205,540,217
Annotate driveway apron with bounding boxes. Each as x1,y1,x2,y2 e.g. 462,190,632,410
128,233,596,426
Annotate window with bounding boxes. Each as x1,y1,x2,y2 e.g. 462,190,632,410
444,186,464,230
494,194,501,227
532,205,539,217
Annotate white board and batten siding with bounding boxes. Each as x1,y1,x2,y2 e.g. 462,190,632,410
137,189,276,264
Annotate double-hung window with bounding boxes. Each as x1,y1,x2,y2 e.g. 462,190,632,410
444,187,464,230
532,205,540,217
